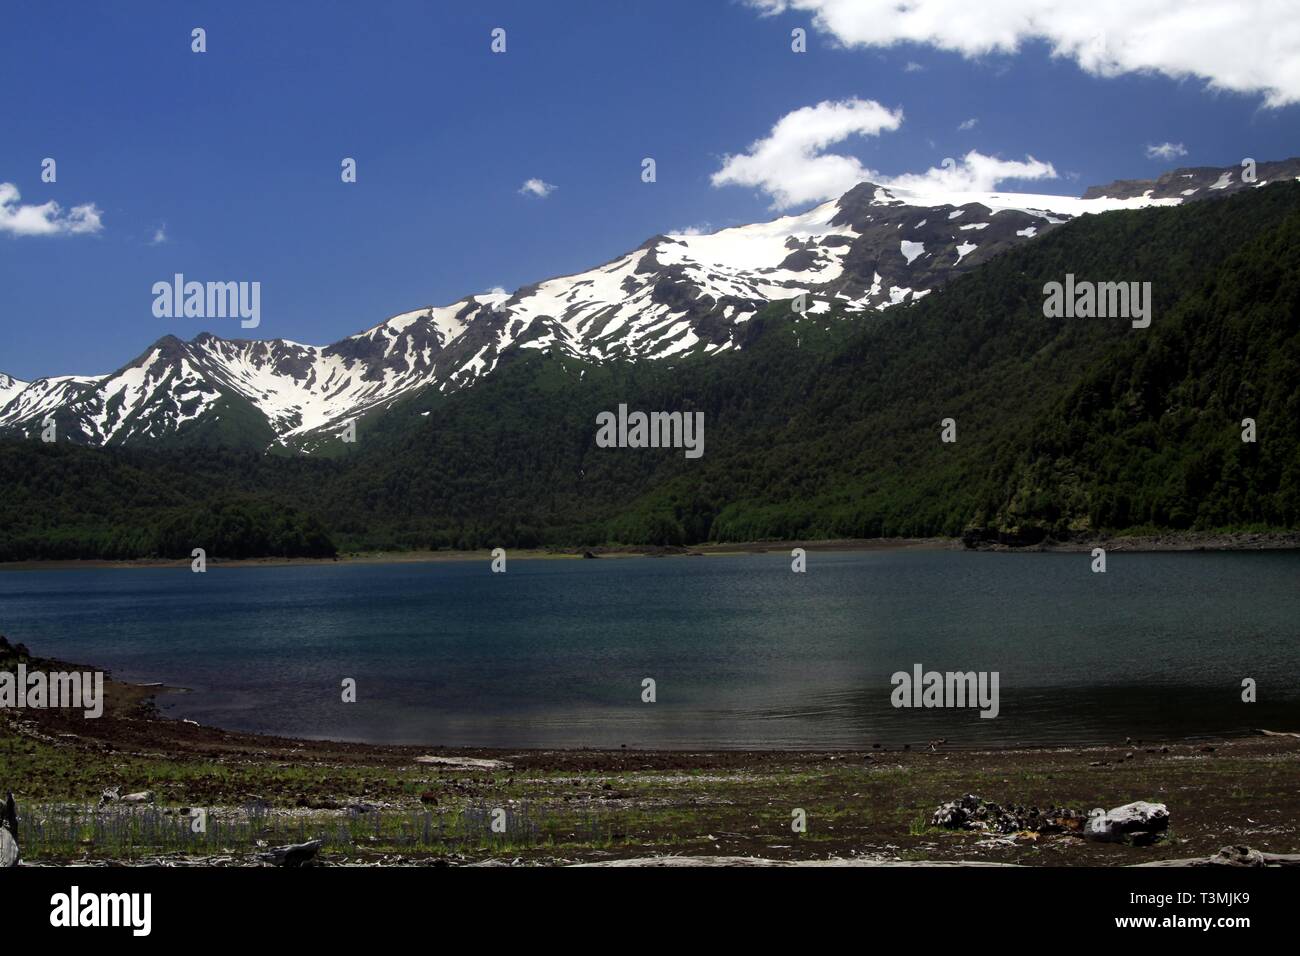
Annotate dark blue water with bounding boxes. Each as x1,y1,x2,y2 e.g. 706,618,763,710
1,551,1297,748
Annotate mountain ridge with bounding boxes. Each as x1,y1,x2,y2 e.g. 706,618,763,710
3,157,1297,453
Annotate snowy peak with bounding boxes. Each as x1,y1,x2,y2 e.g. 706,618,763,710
0,338,227,446
0,373,28,412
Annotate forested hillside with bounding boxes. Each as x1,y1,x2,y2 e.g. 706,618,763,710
2,182,1298,558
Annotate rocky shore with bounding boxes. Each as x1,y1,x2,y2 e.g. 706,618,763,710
8,530,1299,572
961,529,1300,552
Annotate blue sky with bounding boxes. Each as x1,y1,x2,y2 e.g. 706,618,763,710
2,0,1297,380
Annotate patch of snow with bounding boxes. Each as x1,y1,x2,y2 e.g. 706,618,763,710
0,373,29,412
886,183,1180,218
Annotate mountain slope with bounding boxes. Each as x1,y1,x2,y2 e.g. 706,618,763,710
8,158,1291,453
320,179,1300,547
4,178,1296,559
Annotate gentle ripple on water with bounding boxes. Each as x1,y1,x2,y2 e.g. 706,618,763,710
0,550,1297,748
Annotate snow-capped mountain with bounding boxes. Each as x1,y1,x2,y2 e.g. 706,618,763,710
3,159,1296,452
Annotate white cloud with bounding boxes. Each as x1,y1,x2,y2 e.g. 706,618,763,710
712,102,1056,207
884,150,1058,192
958,117,979,131
1145,142,1188,161
744,0,1300,107
0,182,103,237
710,97,904,209
518,178,556,198
903,61,925,72
150,223,168,245
672,223,713,236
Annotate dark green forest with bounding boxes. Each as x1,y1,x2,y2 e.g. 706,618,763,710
2,182,1298,559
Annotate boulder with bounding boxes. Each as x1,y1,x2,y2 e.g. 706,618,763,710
1085,801,1169,844
930,794,1086,834
931,794,985,829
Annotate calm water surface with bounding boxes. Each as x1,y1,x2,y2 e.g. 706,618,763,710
1,551,1296,748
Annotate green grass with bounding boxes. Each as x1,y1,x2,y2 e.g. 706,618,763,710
5,708,1299,865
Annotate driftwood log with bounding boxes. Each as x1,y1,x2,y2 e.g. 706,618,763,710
575,846,1300,867
257,839,322,867
1,793,18,867
1136,845,1300,867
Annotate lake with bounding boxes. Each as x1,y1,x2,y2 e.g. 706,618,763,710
1,550,1296,749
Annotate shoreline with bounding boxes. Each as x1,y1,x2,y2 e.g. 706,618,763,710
3,642,1299,865
7,640,1281,757
2,531,1297,571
